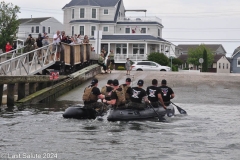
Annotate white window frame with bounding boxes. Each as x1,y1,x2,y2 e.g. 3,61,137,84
71,26,74,36
116,44,127,54
90,25,96,36
133,44,145,54
79,25,85,36
31,26,34,33
79,8,85,18
125,27,130,34
72,8,75,19
47,26,51,34
237,57,240,67
140,27,147,33
103,9,109,15
92,8,97,19
158,28,160,37
219,63,221,69
103,26,109,32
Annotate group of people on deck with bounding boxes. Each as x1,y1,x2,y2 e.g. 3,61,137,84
82,77,175,112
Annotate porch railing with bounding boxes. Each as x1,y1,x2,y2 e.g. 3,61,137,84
115,54,147,62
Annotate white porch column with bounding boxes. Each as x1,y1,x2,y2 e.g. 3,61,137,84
159,44,161,53
127,43,129,58
145,42,148,59
108,42,110,55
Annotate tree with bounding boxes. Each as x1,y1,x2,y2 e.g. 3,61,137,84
0,1,20,51
202,49,208,72
187,44,214,69
147,52,169,66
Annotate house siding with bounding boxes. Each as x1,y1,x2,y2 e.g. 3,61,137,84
231,52,240,73
216,56,230,73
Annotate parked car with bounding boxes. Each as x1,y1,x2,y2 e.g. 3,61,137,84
131,61,171,71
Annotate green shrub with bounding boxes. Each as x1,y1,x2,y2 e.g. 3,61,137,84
117,66,125,70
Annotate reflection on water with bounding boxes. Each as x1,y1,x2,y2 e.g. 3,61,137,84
1,101,240,160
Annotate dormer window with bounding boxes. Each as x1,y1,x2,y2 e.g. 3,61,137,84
103,26,108,32
92,9,96,18
103,9,108,15
140,28,146,33
80,8,85,18
31,26,34,33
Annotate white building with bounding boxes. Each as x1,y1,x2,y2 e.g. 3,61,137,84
62,0,173,63
17,17,63,39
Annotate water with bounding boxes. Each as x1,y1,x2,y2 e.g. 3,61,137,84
1,102,240,160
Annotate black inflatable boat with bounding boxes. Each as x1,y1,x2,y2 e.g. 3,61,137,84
107,105,175,121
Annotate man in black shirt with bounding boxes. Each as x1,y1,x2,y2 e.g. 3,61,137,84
82,78,105,109
158,79,175,106
127,79,148,110
103,79,125,109
146,79,166,109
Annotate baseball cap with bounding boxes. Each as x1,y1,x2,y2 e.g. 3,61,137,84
91,78,98,85
137,79,144,86
107,79,113,85
161,79,167,85
126,78,131,82
112,79,119,86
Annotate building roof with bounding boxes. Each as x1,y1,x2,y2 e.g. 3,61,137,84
100,35,167,42
177,44,226,53
18,17,51,25
178,54,188,62
213,54,226,63
63,0,120,9
232,46,240,57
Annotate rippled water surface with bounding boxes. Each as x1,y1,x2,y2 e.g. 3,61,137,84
1,101,240,160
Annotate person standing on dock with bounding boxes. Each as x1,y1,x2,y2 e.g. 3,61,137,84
52,30,61,60
158,79,175,106
146,79,166,109
82,78,106,110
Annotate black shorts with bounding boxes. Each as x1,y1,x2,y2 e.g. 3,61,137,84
110,59,115,64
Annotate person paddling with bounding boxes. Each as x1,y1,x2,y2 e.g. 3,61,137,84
158,79,175,106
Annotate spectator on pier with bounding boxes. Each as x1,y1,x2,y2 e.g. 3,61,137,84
125,58,132,75
5,42,12,52
52,30,61,60
83,35,89,44
98,53,107,73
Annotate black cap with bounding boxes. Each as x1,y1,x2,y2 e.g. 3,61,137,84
152,79,158,85
137,79,144,86
126,78,131,82
28,34,32,37
112,79,119,86
91,78,98,85
107,79,113,85
161,79,167,85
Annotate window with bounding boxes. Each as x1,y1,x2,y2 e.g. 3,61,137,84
72,26,74,36
91,26,96,36
31,26,34,33
158,28,160,36
223,63,225,69
79,26,84,35
238,58,240,67
42,26,45,33
140,28,146,33
103,26,108,32
72,9,74,19
227,63,229,69
133,44,145,54
116,44,127,54
80,8,85,18
48,27,50,34
137,62,150,65
103,9,108,15
125,28,130,33
36,26,39,33
219,63,221,69
92,9,96,18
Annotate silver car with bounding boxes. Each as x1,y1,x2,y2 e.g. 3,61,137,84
131,61,171,71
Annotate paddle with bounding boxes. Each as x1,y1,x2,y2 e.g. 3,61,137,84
156,102,174,117
171,101,187,115
148,103,167,122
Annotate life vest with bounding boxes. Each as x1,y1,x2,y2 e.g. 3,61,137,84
98,56,104,64
101,86,112,100
120,84,130,100
113,89,126,106
82,86,98,102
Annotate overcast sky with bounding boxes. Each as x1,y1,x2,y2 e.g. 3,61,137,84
4,0,240,57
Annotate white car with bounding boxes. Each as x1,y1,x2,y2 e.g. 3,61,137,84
131,61,171,71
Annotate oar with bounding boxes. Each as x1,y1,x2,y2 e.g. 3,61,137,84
171,101,187,115
148,103,167,122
